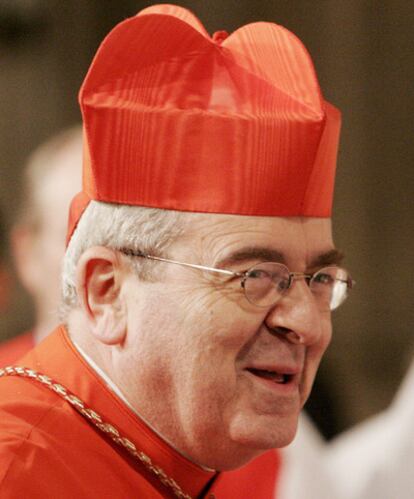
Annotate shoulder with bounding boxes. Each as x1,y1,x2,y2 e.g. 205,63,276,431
0,332,35,367
0,374,162,499
0,374,78,490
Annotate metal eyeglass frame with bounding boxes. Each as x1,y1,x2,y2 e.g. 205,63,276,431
119,248,354,309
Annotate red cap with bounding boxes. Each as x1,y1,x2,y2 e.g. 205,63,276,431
67,4,341,244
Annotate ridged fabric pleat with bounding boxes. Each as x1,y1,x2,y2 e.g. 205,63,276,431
67,3,341,244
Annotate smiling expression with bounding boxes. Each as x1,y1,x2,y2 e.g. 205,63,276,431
117,213,337,470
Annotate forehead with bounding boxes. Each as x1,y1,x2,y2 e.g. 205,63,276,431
179,213,335,268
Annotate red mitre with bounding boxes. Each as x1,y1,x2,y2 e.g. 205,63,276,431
67,4,341,244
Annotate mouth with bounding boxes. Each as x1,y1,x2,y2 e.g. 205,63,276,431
245,367,294,385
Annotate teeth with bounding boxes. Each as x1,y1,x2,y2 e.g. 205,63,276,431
274,373,286,383
248,368,287,383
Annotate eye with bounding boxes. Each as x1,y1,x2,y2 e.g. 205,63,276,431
276,277,290,291
247,264,290,290
248,269,269,279
313,271,335,285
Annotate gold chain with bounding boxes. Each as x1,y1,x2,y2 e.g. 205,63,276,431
0,366,192,499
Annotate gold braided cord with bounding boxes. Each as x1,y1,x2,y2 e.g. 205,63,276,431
0,366,192,499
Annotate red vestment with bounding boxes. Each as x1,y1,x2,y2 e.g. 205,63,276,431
0,326,280,498
0,331,34,367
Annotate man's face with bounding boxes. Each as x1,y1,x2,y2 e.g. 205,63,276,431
12,145,81,339
33,162,78,316
120,213,336,469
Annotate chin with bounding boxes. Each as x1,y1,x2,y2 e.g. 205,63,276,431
191,420,298,471
236,424,297,450
222,413,299,465
208,432,296,471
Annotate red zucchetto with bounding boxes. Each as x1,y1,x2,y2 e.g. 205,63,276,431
67,3,341,243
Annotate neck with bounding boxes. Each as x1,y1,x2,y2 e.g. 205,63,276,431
71,336,215,472
33,323,54,344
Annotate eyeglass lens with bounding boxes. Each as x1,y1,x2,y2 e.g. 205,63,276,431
242,263,351,310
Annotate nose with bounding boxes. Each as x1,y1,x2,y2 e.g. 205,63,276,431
265,279,328,346
289,272,312,284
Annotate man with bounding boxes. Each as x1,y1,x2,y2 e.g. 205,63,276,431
0,5,352,498
0,126,82,365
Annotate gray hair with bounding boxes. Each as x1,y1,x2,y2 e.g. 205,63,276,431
60,200,188,319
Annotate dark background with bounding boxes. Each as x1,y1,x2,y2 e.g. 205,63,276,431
1,0,413,437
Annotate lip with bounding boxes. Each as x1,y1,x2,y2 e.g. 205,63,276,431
247,362,301,376
244,364,301,394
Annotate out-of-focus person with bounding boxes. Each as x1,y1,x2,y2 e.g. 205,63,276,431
278,360,414,499
277,412,337,499
325,358,414,499
0,126,82,365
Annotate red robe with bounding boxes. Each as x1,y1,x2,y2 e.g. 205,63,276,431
0,331,34,367
0,326,280,498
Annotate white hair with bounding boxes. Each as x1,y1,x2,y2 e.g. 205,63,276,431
60,200,188,319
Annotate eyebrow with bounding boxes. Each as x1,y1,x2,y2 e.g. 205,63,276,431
216,247,285,268
309,249,345,269
216,246,345,269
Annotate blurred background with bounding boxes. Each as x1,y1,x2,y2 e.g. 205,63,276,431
0,0,413,438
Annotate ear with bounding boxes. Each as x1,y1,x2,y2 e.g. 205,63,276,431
76,246,127,345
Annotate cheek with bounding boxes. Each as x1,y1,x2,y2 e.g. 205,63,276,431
174,307,262,406
301,315,332,401
178,306,266,416
319,314,333,352
308,314,332,365
126,283,266,406
169,282,263,349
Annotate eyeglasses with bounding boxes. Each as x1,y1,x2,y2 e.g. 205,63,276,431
120,249,354,311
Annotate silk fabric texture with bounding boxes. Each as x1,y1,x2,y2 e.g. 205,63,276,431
0,326,280,498
67,4,341,243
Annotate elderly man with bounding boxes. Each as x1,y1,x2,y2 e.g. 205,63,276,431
0,5,352,498
0,126,82,365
